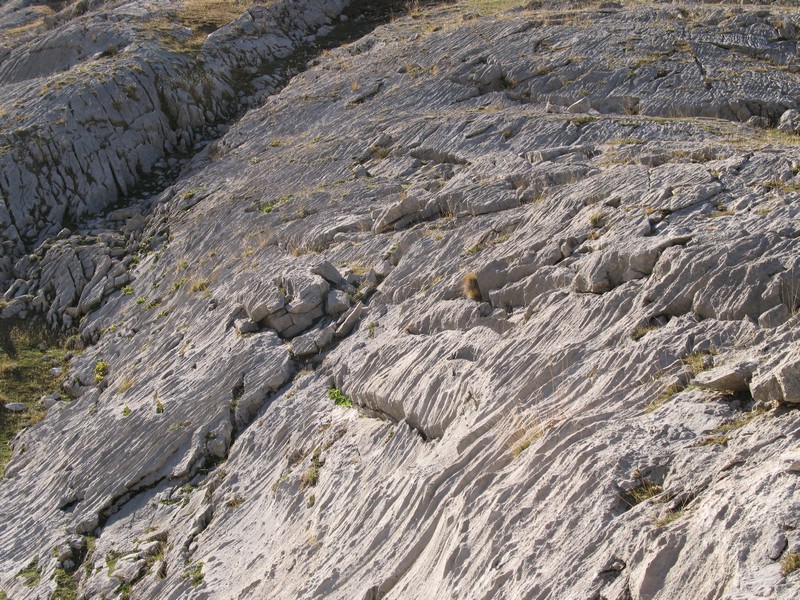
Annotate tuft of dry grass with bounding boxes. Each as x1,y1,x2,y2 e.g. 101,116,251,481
621,472,663,508
465,0,525,15
782,552,800,577
656,508,685,528
630,325,655,341
463,272,481,301
178,0,248,34
645,383,683,413
694,435,729,447
683,351,713,376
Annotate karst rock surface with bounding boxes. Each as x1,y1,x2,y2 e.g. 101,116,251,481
2,1,800,599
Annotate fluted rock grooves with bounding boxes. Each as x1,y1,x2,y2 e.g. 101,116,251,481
1,1,800,599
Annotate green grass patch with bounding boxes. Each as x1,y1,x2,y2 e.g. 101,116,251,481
52,567,78,600
0,320,69,474
106,550,123,574
182,561,204,587
16,557,40,587
328,388,352,407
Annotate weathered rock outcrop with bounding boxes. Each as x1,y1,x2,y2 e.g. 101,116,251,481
2,1,800,599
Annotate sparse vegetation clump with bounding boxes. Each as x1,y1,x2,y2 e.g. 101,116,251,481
463,272,481,301
190,279,209,293
105,550,123,574
328,388,352,407
94,361,109,383
683,351,713,376
301,448,322,489
695,435,729,447
781,552,800,576
656,508,685,528
589,211,605,228
622,472,663,508
182,561,205,587
630,324,655,341
16,557,40,587
0,320,69,472
52,566,78,599
118,378,135,394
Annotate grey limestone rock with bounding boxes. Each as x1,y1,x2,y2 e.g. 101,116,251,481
2,2,800,600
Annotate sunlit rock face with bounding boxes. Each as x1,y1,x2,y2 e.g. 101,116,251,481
1,1,800,599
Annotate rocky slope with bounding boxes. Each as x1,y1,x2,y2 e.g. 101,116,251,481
2,0,800,598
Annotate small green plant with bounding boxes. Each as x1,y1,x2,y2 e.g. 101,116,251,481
156,310,169,319
94,361,109,384
180,187,202,200
708,204,734,218
271,470,290,493
155,394,165,414
121,285,134,295
16,557,40,587
328,388,352,407
463,272,481,301
105,550,122,574
166,421,190,432
136,296,148,305
301,464,318,488
144,542,165,570
117,582,132,600
0,321,70,471
368,322,378,338
122,406,131,417
82,537,96,580
260,194,292,213
182,562,204,587
781,552,800,576
144,298,161,310
511,431,541,457
178,259,189,271
607,137,644,145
